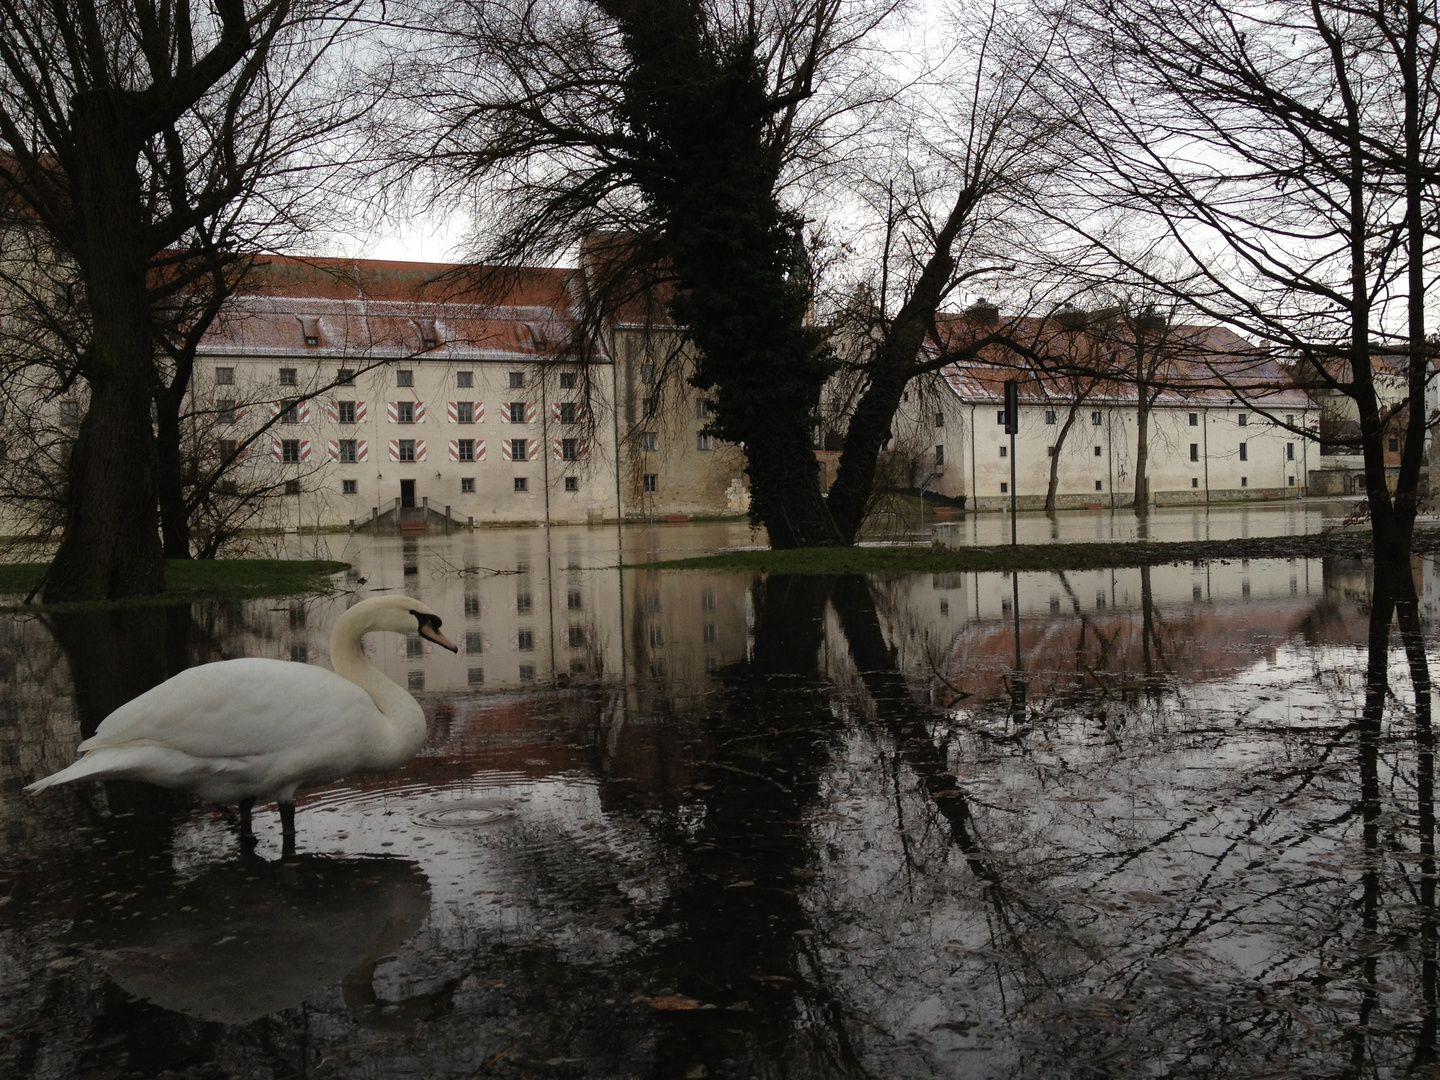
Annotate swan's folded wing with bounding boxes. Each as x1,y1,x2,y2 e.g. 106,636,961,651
78,659,377,760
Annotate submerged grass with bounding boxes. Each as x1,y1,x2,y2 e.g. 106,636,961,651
0,558,348,612
640,530,1404,575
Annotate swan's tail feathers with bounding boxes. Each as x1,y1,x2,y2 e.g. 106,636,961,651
26,750,129,793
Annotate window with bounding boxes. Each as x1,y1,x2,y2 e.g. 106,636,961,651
216,366,235,385
1000,481,1008,493
447,400,471,424
519,664,535,682
935,445,945,466
217,478,237,495
59,401,79,425
561,438,579,460
697,433,713,451
395,401,415,424
516,591,532,614
649,625,665,647
1389,437,1400,452
640,363,655,384
1286,413,1295,426
280,403,299,424
999,445,1007,458
702,588,716,611
564,476,579,491
291,644,308,663
1047,445,1056,457
279,367,297,386
338,439,357,463
1237,413,1247,426
568,588,584,610
461,477,475,493
458,438,476,462
935,412,945,428
398,439,416,461
697,398,715,418
514,476,528,492
1189,413,1198,426
468,667,485,685
1191,477,1199,488
219,438,238,459
1286,442,1295,461
1095,480,1103,491
281,439,301,463
337,400,356,424
571,660,588,674
1091,411,1102,425
1288,475,1296,486
508,401,527,423
517,628,534,651
559,402,577,424
464,592,480,617
997,410,1006,425
342,479,358,494
703,623,716,643
1189,443,1199,462
510,437,528,461
406,634,424,658
1093,445,1102,457
457,371,473,388
1241,476,1248,487
337,368,355,385
560,372,577,389
643,473,658,494
465,631,483,653
641,432,658,452
1045,410,1056,425
642,396,657,418
568,626,586,647
284,479,301,495
1239,442,1248,461
217,399,237,424
509,371,525,388
396,369,414,387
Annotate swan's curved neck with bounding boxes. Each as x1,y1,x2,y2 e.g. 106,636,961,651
329,605,422,725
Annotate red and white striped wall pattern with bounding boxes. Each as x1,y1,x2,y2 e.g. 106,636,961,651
499,402,537,424
550,402,590,423
501,438,539,462
386,400,427,422
270,439,312,461
447,439,487,462
552,438,590,459
268,399,311,422
325,399,368,422
447,401,484,423
388,439,427,461
326,440,369,461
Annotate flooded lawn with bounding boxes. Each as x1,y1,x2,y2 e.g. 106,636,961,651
1,515,1437,1078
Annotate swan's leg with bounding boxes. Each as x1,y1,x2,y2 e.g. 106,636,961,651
238,797,256,838
279,801,297,856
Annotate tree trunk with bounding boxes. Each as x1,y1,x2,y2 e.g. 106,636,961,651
825,363,913,544
154,385,193,559
1134,384,1151,517
43,96,164,602
1045,402,1082,513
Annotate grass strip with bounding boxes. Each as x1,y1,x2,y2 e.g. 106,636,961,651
0,558,348,612
637,530,1409,575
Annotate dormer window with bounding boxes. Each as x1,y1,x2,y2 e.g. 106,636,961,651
298,316,321,347
416,318,440,350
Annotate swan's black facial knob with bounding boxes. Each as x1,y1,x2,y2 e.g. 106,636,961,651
411,611,459,653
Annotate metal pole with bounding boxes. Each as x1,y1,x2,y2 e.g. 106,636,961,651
1010,429,1017,545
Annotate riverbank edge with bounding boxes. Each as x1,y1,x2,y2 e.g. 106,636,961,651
0,559,349,613
638,530,1427,575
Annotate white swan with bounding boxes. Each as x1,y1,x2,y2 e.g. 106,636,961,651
26,595,457,844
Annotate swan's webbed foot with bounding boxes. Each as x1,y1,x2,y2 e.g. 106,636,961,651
238,797,256,839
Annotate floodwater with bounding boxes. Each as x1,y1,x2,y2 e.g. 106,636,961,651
1,512,1438,1078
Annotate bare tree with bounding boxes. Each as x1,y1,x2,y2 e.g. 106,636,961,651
1044,0,1438,596
0,0,368,599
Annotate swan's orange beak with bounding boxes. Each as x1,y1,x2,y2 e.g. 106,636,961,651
418,616,459,653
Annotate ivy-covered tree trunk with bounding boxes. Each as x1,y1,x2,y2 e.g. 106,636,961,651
605,1,840,547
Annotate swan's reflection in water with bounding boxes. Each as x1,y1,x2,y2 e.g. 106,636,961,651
78,854,435,1026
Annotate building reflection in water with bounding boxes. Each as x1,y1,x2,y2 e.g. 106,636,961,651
1,526,1438,1078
